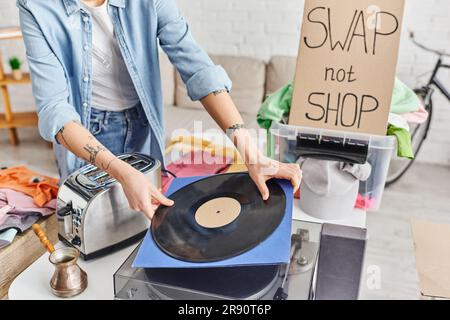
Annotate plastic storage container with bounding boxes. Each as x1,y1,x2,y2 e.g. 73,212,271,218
268,122,395,212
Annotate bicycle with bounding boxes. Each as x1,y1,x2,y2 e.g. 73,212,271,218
386,31,450,186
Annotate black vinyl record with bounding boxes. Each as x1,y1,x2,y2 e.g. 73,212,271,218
151,173,286,262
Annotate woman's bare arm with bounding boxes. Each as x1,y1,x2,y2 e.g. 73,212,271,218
200,91,302,199
56,121,173,219
56,120,121,173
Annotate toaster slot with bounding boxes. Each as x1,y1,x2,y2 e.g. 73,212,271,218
122,154,152,172
130,160,148,171
94,172,113,185
75,153,154,190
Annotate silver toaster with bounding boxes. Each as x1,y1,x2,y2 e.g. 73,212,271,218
57,153,161,260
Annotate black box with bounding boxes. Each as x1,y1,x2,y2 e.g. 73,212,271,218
314,223,367,300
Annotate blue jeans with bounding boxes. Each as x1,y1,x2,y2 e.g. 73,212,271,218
69,102,151,173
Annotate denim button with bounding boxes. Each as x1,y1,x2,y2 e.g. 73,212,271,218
83,45,89,51
83,16,89,23
83,102,88,107
83,76,89,82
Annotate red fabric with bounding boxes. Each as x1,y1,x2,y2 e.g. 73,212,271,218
162,151,232,194
354,193,376,210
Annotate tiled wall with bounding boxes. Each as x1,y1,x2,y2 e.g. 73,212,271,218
1,0,449,164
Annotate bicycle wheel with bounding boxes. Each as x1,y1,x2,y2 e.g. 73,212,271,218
385,96,433,186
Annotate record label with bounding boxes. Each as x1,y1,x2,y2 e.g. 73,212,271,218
194,197,241,228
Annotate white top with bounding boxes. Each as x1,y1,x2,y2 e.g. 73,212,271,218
83,1,140,111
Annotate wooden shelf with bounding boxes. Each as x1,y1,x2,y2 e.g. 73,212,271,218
0,27,22,40
0,112,38,129
0,27,36,145
0,73,31,85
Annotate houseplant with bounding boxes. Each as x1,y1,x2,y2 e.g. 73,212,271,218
9,56,22,80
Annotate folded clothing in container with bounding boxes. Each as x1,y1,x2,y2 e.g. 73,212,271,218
257,79,418,159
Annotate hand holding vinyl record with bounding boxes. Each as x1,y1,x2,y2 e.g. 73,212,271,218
246,153,302,201
230,128,302,201
117,166,174,220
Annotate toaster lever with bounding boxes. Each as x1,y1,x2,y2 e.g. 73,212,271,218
71,235,81,247
58,201,74,236
58,201,73,216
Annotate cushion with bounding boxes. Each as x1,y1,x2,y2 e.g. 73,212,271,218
266,56,297,95
159,51,175,106
175,54,266,115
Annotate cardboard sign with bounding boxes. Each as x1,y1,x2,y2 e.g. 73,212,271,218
289,0,405,135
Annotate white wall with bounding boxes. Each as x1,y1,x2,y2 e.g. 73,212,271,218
1,0,449,164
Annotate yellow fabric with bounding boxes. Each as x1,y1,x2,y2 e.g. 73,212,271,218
225,163,248,173
165,135,244,164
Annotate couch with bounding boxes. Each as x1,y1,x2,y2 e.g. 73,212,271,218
161,53,297,144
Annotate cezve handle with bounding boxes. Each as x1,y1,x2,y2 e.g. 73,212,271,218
32,224,55,253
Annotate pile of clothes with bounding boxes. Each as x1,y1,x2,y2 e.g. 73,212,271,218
162,136,248,193
388,78,429,158
0,166,58,248
256,78,427,213
257,78,427,159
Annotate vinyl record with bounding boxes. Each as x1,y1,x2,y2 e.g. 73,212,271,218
151,173,286,262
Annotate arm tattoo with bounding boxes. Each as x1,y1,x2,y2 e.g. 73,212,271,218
101,157,117,171
58,121,107,166
58,120,82,148
83,144,105,164
58,126,70,147
212,89,228,96
226,123,246,138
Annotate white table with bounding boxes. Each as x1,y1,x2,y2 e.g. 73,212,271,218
8,242,134,300
9,201,366,300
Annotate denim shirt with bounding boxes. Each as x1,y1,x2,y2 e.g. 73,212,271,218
17,0,232,179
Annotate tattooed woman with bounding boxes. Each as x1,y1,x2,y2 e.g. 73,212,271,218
18,0,301,219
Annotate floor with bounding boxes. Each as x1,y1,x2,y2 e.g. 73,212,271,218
1,127,450,300
360,161,450,300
